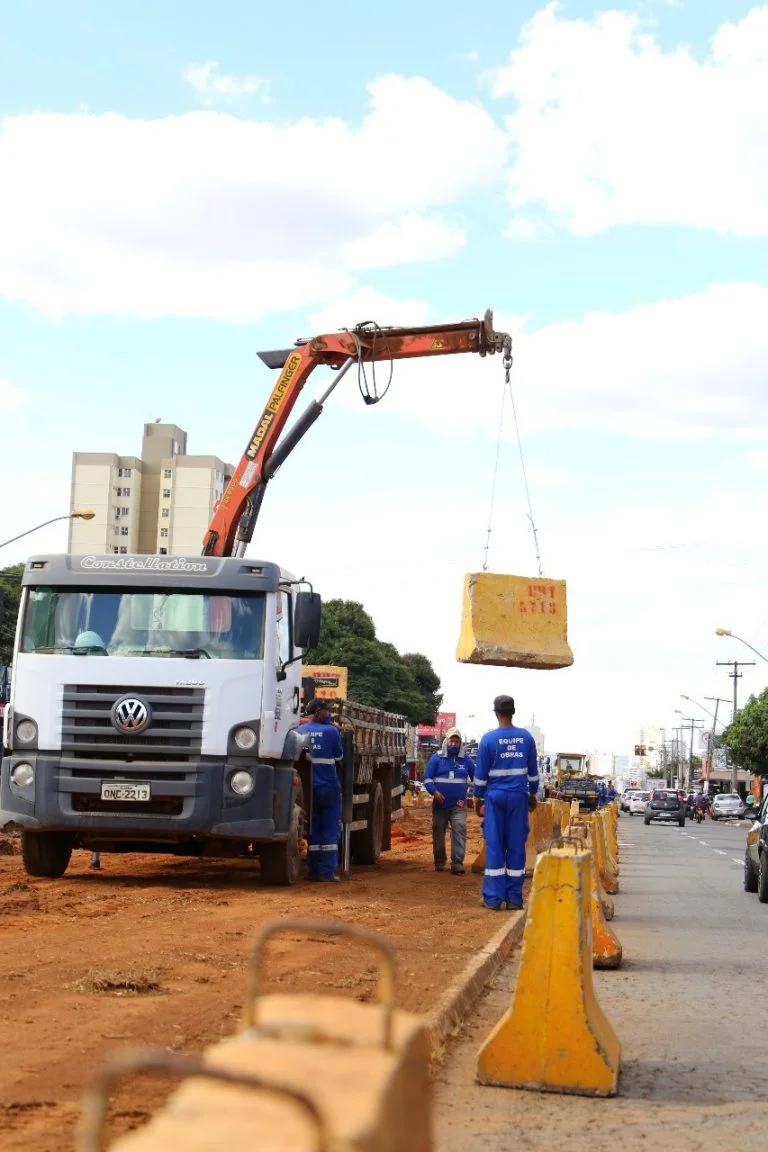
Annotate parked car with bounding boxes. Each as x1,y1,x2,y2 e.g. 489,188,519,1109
743,794,768,900
628,790,651,815
711,793,746,821
644,788,686,827
620,790,636,812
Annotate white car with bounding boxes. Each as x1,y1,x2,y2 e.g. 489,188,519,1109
710,793,746,820
628,790,651,815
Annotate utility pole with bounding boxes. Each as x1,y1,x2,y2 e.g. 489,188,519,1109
717,660,755,793
672,727,684,787
680,718,704,790
703,695,729,787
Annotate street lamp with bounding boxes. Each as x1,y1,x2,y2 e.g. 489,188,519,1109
0,510,95,551
715,628,768,665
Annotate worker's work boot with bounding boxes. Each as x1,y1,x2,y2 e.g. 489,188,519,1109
451,864,465,875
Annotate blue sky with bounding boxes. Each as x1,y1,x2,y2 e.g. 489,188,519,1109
0,0,766,756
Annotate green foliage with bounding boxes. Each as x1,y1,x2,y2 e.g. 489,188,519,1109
646,767,666,779
306,598,441,726
722,688,768,777
0,565,23,666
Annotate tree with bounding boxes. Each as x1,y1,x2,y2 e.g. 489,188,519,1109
0,565,23,666
305,599,442,726
722,689,768,777
402,652,443,719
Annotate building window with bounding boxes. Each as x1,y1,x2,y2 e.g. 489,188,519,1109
118,467,132,478
161,507,169,518
159,547,168,555
120,526,129,536
160,528,168,538
119,546,127,554
163,469,172,479
116,486,131,497
113,506,121,518
113,547,120,554
162,488,171,498
113,528,120,537
121,506,129,515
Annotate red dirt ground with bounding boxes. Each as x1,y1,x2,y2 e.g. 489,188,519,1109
0,804,511,1150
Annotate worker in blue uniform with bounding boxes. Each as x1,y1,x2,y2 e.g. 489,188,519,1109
303,698,344,882
474,695,539,911
423,726,475,874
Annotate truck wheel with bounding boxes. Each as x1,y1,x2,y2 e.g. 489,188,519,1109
758,851,768,904
260,802,304,886
351,780,384,866
744,849,759,893
21,831,73,878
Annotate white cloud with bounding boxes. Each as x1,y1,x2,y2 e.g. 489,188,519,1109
183,61,271,102
491,3,768,235
0,76,507,321
332,281,768,444
308,287,435,334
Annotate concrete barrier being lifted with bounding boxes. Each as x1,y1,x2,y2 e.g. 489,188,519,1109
476,845,621,1096
78,920,433,1152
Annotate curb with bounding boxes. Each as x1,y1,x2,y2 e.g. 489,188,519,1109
424,910,526,1057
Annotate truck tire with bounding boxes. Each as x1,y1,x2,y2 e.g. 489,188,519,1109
21,830,73,878
260,801,304,886
351,780,384,866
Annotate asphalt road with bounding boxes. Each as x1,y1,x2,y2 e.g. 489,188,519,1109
433,811,767,1152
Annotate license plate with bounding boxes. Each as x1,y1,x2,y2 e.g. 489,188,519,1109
100,783,151,803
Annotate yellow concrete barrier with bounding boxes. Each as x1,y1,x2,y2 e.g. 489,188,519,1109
455,572,574,670
587,832,622,970
80,920,433,1152
476,846,621,1096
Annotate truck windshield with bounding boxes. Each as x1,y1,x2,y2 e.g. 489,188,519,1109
19,586,266,660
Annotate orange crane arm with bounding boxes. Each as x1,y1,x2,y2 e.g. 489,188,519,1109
202,310,512,557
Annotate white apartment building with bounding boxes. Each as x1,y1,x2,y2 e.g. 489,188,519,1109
68,423,234,557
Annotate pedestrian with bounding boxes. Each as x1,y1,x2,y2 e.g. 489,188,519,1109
473,695,538,911
423,726,475,875
303,699,344,882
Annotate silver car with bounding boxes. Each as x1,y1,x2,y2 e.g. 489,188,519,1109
710,793,746,820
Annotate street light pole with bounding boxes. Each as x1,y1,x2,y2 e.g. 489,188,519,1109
0,510,95,551
703,696,729,785
715,628,768,665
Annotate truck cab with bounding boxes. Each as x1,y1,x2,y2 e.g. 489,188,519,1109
0,553,321,883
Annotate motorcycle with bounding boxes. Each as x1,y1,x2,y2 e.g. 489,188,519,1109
695,806,705,824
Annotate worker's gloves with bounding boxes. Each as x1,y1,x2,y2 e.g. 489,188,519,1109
476,802,485,818
527,793,538,812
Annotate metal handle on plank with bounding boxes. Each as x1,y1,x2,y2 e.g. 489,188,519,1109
76,1047,329,1152
242,918,397,1049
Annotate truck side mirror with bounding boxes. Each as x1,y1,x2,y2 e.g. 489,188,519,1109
294,591,321,650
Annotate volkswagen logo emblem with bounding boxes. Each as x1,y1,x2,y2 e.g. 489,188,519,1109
112,695,151,735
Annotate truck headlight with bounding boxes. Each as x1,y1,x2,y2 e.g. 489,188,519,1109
11,762,34,787
233,726,257,751
230,770,255,796
15,719,38,745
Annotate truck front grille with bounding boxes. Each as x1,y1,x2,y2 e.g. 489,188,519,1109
62,684,204,762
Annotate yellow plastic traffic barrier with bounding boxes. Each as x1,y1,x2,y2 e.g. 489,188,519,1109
476,846,621,1096
597,810,620,878
456,572,574,670
80,920,433,1152
524,801,555,875
587,833,622,970
603,804,619,862
587,814,619,896
403,787,413,807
